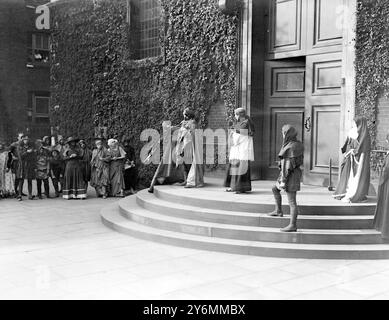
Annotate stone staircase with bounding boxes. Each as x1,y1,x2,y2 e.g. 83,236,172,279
101,179,389,259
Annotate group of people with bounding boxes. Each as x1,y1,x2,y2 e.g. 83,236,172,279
0,134,138,201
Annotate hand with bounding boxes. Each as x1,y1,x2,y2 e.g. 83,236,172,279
70,154,77,158
279,182,286,189
112,157,117,161
6,168,10,173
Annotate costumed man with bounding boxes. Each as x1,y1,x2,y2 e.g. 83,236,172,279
79,139,92,192
35,139,50,199
268,125,304,232
122,137,138,195
333,116,371,203
9,132,26,197
224,108,255,194
18,136,37,201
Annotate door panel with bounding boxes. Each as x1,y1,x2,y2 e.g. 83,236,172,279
304,52,342,186
264,61,305,180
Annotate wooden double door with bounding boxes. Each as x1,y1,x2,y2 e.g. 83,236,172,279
263,52,342,186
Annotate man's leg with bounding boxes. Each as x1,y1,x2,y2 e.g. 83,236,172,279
43,179,50,198
27,179,33,199
281,191,298,232
17,179,23,200
268,185,283,217
37,179,42,198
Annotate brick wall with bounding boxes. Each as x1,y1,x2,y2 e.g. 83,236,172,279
376,95,389,148
0,0,50,142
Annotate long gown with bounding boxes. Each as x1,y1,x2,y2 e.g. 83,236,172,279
108,146,126,196
224,117,255,193
90,147,110,195
374,153,389,239
63,147,87,199
0,150,14,197
333,116,371,202
176,119,204,187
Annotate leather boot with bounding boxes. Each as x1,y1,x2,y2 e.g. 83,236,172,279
281,206,298,232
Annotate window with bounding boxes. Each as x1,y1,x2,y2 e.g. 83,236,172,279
32,93,50,124
127,0,163,60
28,33,50,64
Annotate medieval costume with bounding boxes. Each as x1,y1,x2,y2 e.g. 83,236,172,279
90,138,110,198
79,140,92,189
374,150,389,240
268,125,304,233
9,138,24,197
16,137,37,201
0,143,14,198
63,137,87,200
107,139,126,197
50,149,64,197
35,141,50,199
224,108,255,193
176,109,204,188
122,138,138,194
333,116,371,203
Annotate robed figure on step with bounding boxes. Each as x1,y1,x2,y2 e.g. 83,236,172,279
224,108,255,194
333,116,371,203
373,134,389,240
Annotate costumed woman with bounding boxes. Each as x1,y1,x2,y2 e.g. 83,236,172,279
333,116,371,203
175,108,204,189
0,141,15,198
122,137,138,195
79,139,92,192
268,125,304,232
224,108,255,194
63,137,87,200
107,138,126,197
90,137,110,199
373,133,389,240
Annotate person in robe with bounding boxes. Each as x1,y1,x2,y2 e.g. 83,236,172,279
122,137,138,195
79,139,92,191
333,116,371,203
175,108,204,189
50,149,64,197
107,138,126,197
63,137,87,200
35,139,50,199
0,141,14,198
53,135,66,191
224,108,255,194
268,125,304,232
90,137,110,199
9,132,26,197
373,134,389,240
17,136,37,201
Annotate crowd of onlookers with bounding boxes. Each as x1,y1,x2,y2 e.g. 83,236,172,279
0,133,138,201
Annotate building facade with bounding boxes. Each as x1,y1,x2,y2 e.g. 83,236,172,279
0,0,51,143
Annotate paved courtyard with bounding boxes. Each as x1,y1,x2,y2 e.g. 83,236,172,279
1,187,389,300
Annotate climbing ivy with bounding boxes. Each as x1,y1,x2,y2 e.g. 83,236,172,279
50,0,240,185
355,0,389,147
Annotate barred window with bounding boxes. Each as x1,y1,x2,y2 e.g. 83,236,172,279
127,0,163,60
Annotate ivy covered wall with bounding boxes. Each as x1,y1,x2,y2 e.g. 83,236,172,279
355,0,389,147
50,0,239,184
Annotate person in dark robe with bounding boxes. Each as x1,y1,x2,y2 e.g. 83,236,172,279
63,137,87,200
224,108,255,194
107,138,126,197
16,136,37,201
268,125,304,232
333,116,371,203
35,139,50,199
90,137,110,198
79,139,92,191
122,137,138,195
373,134,389,240
50,149,64,197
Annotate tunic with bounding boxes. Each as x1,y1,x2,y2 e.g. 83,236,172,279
36,147,50,180
90,147,110,189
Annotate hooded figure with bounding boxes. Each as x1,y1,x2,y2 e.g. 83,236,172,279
333,116,371,202
268,124,304,232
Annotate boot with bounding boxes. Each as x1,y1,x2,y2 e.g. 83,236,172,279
268,187,283,217
281,207,298,232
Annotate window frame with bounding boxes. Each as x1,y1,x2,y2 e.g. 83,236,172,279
28,32,51,66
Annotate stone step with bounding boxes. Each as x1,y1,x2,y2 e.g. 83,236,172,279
118,197,383,245
135,191,374,230
153,187,376,216
101,204,389,259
